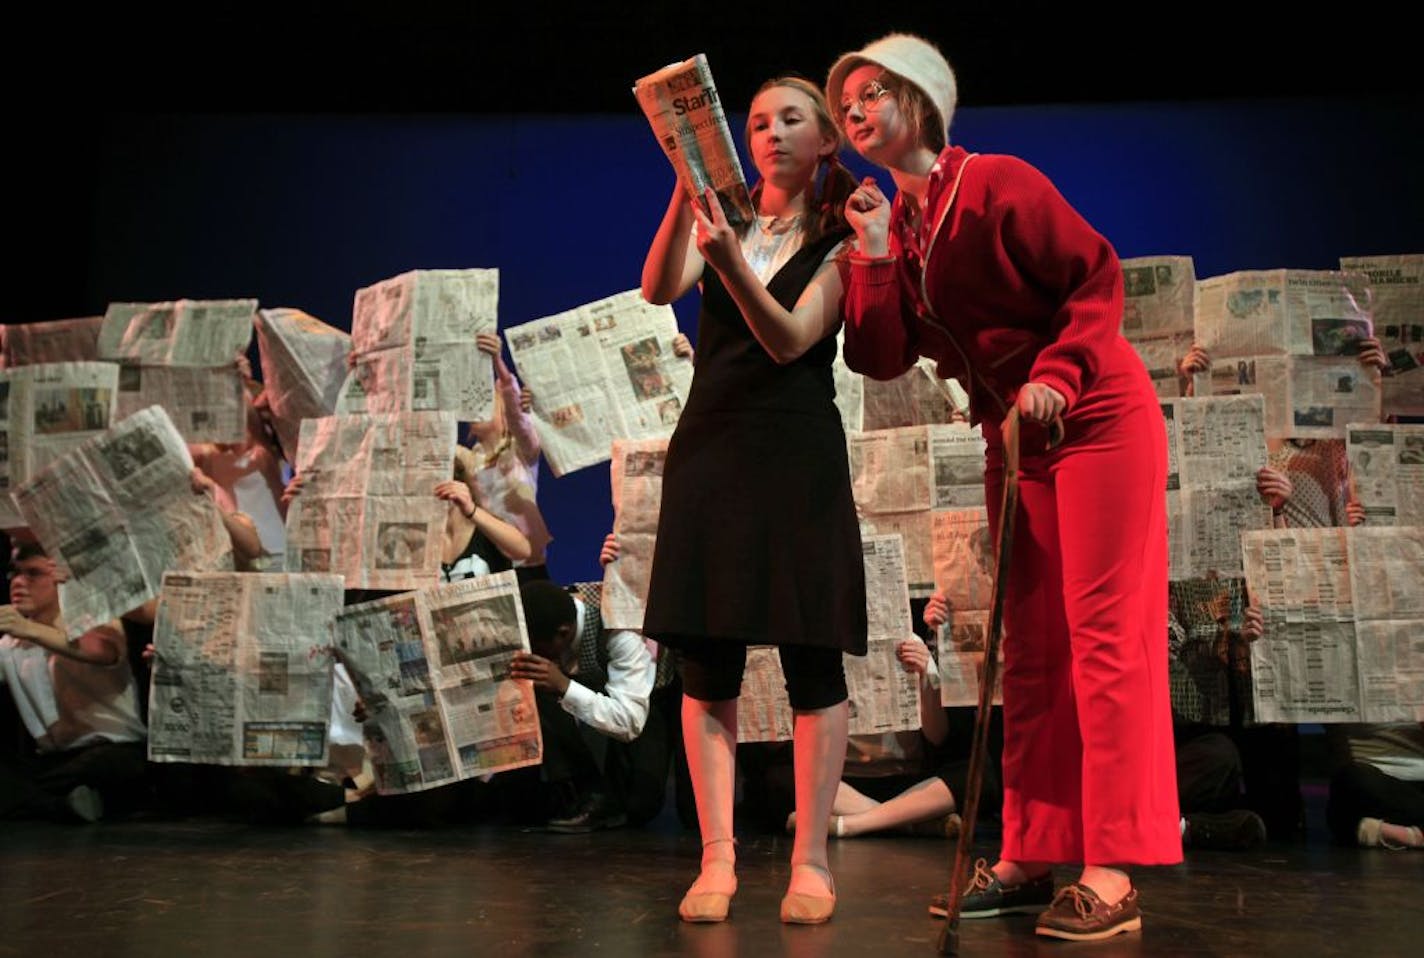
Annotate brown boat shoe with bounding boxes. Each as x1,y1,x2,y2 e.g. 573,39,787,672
1034,882,1142,941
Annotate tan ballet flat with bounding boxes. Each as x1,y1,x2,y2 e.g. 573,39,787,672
780,864,836,925
679,846,737,923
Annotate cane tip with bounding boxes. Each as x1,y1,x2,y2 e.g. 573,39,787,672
936,926,960,955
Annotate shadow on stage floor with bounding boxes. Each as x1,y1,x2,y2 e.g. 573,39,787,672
2,810,1419,958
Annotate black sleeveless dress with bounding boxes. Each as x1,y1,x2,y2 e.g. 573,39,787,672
642,227,867,655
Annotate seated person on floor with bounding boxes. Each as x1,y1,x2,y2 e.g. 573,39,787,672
508,578,658,831
0,538,147,822
1326,722,1424,850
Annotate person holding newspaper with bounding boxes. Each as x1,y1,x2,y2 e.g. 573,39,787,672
828,34,1179,941
640,74,864,925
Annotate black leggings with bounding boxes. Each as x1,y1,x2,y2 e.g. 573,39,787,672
679,642,847,711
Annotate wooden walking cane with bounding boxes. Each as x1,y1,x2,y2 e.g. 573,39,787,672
936,406,1061,956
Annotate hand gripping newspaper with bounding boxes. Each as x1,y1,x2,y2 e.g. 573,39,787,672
1192,269,1380,438
1346,421,1424,525
147,572,346,766
332,571,542,794
1,362,119,529
1119,255,1197,398
633,53,755,229
100,298,257,444
1341,254,1423,420
283,411,456,590
12,405,235,639
505,289,693,476
601,437,669,630
335,269,498,422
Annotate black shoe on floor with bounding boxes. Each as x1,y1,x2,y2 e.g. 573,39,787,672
929,859,1054,918
545,791,627,834
1184,809,1268,850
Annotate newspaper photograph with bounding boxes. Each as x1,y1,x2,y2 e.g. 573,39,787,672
1,362,119,529
332,571,542,795
1242,526,1424,723
601,437,668,630
1121,256,1197,398
633,53,755,228
1346,422,1424,525
284,411,456,590
99,298,256,366
336,269,498,421
147,572,345,766
0,316,104,367
1341,254,1423,419
506,289,693,476
12,405,235,638
1161,395,1272,578
114,363,247,444
254,308,352,461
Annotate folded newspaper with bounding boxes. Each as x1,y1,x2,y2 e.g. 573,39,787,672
633,54,755,227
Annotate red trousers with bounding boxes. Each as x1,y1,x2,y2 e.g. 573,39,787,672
982,386,1182,866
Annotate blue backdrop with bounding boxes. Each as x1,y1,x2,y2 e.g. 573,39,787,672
43,98,1424,585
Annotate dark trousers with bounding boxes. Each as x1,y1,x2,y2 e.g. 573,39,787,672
1326,762,1424,843
0,741,147,821
1175,730,1246,815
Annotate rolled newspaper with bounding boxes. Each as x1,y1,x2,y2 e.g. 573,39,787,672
633,53,755,228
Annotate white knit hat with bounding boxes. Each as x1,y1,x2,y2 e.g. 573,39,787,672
826,33,957,145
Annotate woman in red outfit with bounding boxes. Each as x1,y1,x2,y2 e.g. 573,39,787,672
827,34,1180,941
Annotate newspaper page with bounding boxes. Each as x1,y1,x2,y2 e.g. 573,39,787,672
114,363,247,444
12,405,235,639
506,289,693,476
851,423,983,596
335,269,497,421
254,308,352,461
147,572,345,766
1346,422,1424,526
1121,256,1196,398
1341,254,1423,419
1168,576,1253,727
929,508,1001,707
1161,395,1272,578
284,411,455,590
0,316,104,367
332,571,542,795
602,437,668,630
1242,526,1424,723
1202,353,1380,439
632,54,754,228
100,298,256,365
862,359,962,430
1,362,119,529
1193,270,1380,436
849,535,921,736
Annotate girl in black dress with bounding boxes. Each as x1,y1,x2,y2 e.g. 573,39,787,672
641,76,865,925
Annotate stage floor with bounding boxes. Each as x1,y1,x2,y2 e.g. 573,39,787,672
2,815,1418,958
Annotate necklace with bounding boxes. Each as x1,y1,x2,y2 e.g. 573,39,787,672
756,211,803,236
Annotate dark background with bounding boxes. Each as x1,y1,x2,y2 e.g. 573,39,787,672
10,3,1424,585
